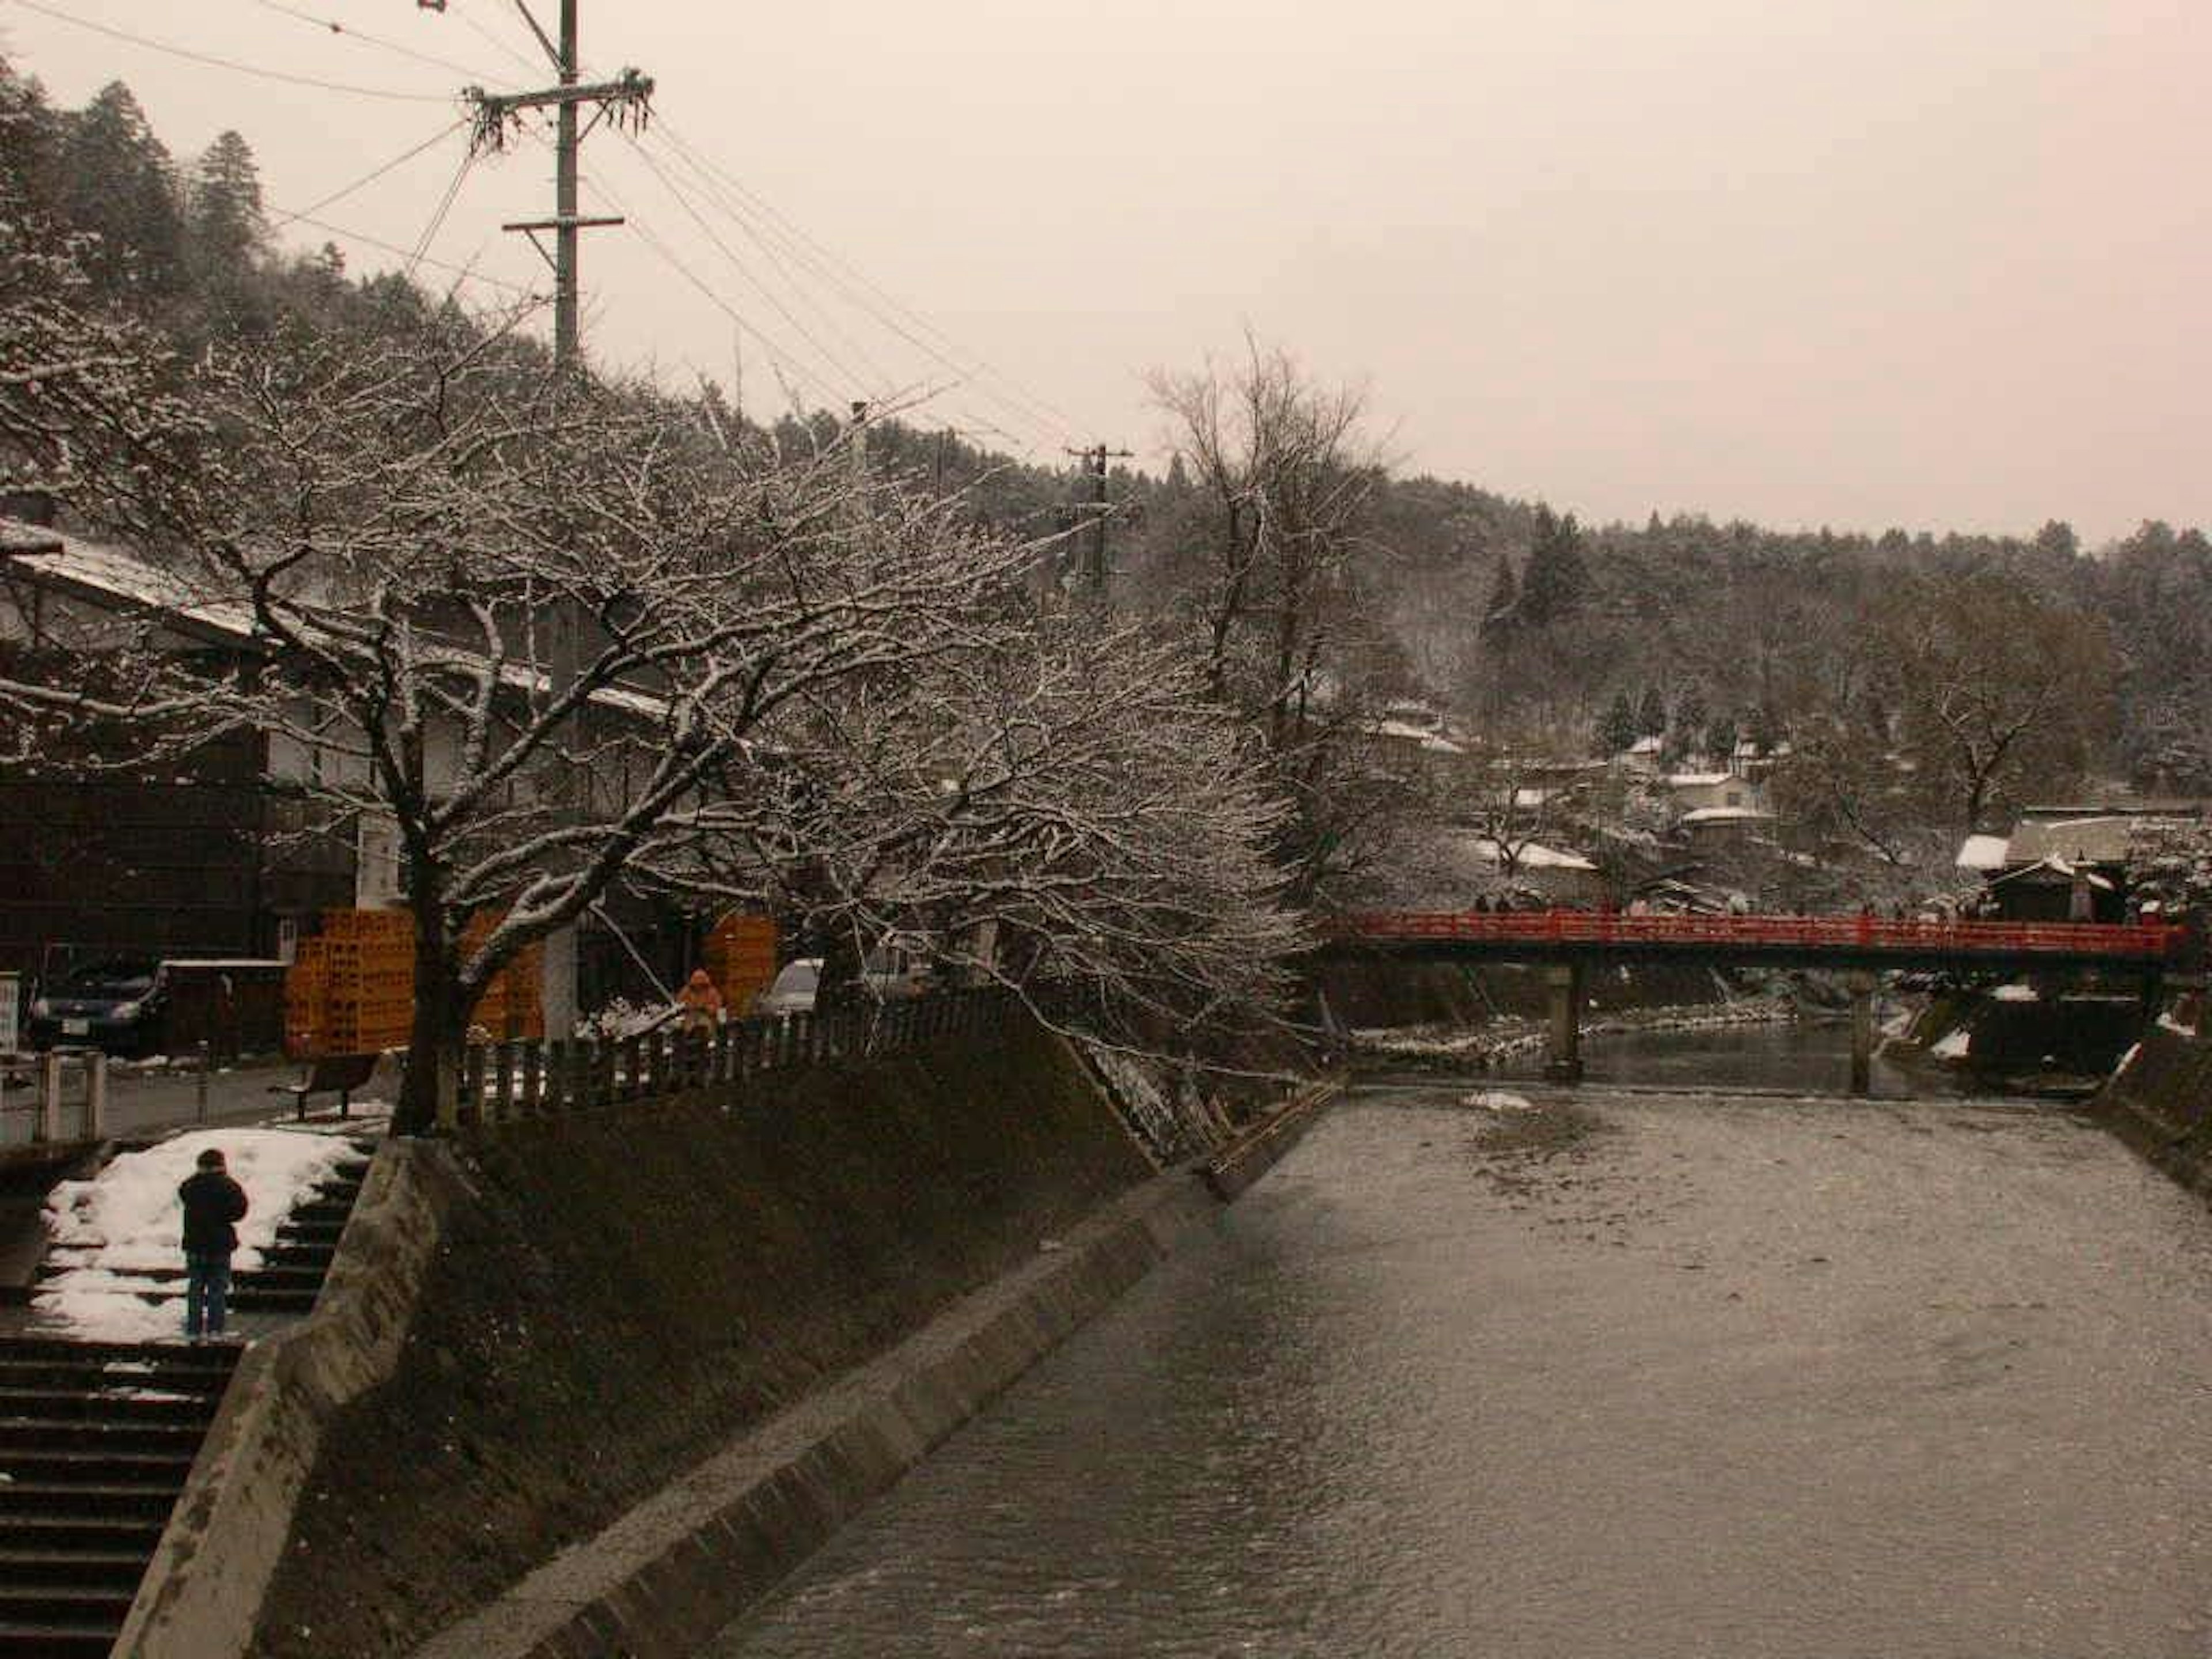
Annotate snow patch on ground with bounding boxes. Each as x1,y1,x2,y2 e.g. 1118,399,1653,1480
1931,1029,1971,1059
1991,983,2039,1003
2157,1011,2194,1035
35,1126,362,1343
1462,1090,1534,1112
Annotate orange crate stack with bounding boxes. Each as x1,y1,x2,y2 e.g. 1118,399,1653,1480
283,938,329,1058
703,911,778,1013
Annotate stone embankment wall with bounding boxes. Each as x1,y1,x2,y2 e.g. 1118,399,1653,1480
2094,1027,2212,1196
1316,959,1753,1033
251,1020,1160,1658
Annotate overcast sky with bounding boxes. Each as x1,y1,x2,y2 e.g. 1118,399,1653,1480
7,0,2207,543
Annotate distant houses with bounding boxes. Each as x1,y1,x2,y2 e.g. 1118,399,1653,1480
1955,806,2202,923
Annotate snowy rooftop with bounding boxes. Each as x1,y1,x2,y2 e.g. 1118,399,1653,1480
1680,805,1774,825
1627,736,1662,755
1665,771,1736,789
1364,718,1467,755
4,523,261,643
1468,836,1597,871
1956,833,2011,870
2,521,675,724
2005,816,2138,866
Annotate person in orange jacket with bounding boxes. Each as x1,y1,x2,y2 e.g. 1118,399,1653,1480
676,968,725,1034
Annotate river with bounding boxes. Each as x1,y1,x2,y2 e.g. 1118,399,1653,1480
706,1028,2212,1658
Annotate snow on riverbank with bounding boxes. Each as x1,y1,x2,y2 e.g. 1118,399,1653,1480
36,1124,365,1342
1353,997,1796,1067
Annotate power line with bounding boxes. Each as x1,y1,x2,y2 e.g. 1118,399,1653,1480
243,0,509,85
573,166,839,411
445,0,544,78
617,132,901,410
404,148,475,283
650,122,1069,441
650,117,1085,441
265,203,538,294
5,0,457,102
270,117,467,230
624,134,1065,456
609,131,886,406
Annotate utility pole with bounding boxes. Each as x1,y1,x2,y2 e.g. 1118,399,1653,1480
450,3,652,1040
462,4,652,370
1065,444,1134,604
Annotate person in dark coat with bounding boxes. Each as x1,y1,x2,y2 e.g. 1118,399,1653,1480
178,1147,248,1341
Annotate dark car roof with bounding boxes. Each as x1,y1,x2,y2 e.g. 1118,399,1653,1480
63,959,160,987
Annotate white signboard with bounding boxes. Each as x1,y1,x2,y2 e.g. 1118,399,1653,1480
356,815,403,908
0,971,17,1054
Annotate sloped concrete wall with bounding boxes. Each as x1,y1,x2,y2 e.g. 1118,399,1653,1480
409,1172,1217,1659
252,1020,1159,1657
2094,1027,2212,1196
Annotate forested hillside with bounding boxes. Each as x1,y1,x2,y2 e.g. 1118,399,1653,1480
9,57,2207,806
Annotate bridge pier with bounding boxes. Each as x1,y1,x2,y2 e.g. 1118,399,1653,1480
1848,971,1877,1096
1543,961,1585,1083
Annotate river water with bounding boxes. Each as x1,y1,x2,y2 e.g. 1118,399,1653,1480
707,1029,2212,1659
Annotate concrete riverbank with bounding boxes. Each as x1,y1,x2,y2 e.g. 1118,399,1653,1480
249,1021,1165,1656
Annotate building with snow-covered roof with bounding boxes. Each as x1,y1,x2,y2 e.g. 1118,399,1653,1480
1664,769,1771,823
1966,809,2188,923
0,521,691,1000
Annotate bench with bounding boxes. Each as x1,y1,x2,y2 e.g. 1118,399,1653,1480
268,1052,378,1120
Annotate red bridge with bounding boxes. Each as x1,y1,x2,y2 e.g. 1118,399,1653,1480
1336,910,2184,972
1330,910,2183,1092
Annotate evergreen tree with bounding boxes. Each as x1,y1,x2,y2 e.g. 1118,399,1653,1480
1599,691,1639,755
54,82,183,298
0,58,59,218
1675,685,1708,749
187,130,265,275
1637,686,1667,737
1481,553,1518,632
1518,505,1590,627
1706,713,1740,761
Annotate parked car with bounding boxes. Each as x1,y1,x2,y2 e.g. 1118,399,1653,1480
26,958,166,1054
749,952,931,1019
751,958,821,1018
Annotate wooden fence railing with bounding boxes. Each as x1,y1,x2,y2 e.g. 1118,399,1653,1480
444,984,1044,1132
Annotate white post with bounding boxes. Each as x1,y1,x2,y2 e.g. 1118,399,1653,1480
84,1051,107,1140
36,1051,63,1142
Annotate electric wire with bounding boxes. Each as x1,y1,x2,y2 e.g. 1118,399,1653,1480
573,166,840,411
446,0,544,78
650,116,1085,441
603,132,886,407
651,122,1070,442
270,117,468,230
626,131,1063,453
652,132,1075,454
266,203,536,294
5,0,458,103
404,149,475,283
615,130,900,413
243,0,510,86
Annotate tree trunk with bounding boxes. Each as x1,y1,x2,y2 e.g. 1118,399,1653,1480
395,901,465,1136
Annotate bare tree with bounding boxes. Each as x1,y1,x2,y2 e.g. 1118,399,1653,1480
0,314,1048,1130
1147,335,1407,904
649,611,1308,1038
1870,573,2114,832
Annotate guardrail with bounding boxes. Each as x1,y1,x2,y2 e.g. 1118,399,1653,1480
1337,910,2188,961
446,984,1043,1132
0,1047,111,1147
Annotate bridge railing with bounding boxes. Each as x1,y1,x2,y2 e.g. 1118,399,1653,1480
1336,910,2186,961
